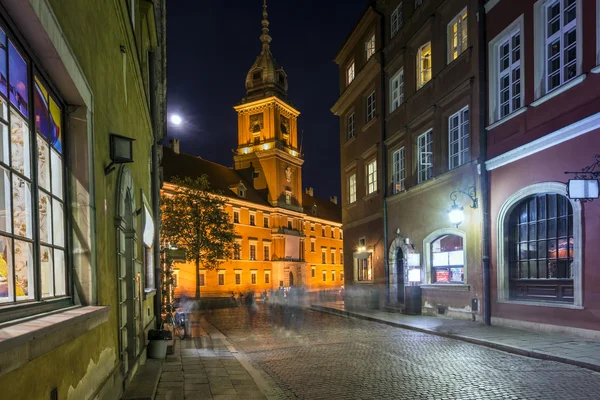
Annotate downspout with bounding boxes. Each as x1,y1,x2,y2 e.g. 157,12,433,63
371,2,389,304
478,0,491,326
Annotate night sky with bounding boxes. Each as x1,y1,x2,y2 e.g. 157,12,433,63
166,0,368,200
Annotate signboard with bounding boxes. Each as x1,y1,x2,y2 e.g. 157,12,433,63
408,268,421,282
432,252,448,267
568,179,599,200
449,250,464,266
407,253,421,267
166,248,187,261
450,267,464,282
435,269,449,283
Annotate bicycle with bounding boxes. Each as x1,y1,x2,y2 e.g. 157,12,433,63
161,304,186,340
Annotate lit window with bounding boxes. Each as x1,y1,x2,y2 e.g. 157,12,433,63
199,271,205,287
347,113,355,140
365,33,376,60
447,8,468,63
265,270,271,284
233,210,240,224
264,245,270,261
322,249,327,264
417,42,432,88
249,213,255,226
366,159,377,195
448,106,469,170
417,130,433,183
366,91,376,122
391,3,403,38
311,240,316,252
392,147,405,194
250,244,256,260
390,69,404,113
431,235,464,283
235,270,242,285
545,0,578,93
498,29,521,119
251,270,257,285
285,191,291,205
357,254,373,281
349,173,357,203
218,271,225,286
347,61,355,85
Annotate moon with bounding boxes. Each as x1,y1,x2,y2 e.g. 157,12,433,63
171,114,183,125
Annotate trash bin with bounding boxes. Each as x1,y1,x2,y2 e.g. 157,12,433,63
404,286,422,315
147,329,172,359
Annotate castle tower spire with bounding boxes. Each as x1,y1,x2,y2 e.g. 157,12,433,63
260,0,271,52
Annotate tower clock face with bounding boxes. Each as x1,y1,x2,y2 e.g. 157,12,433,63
280,115,290,135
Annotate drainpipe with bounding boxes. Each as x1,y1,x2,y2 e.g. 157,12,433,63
371,2,389,304
478,0,491,326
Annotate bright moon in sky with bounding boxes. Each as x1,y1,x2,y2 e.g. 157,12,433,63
171,115,182,125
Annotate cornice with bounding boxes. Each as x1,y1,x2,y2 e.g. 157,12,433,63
234,96,300,117
334,8,377,65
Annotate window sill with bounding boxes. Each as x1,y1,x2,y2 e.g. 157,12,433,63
363,191,379,201
531,74,587,107
591,65,600,74
343,136,356,148
486,107,528,131
421,284,470,292
361,117,379,132
497,299,583,310
0,306,109,378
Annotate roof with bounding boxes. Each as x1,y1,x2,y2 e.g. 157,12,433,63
162,146,271,207
302,193,342,224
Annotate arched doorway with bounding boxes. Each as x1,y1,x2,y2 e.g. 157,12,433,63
289,271,294,286
395,247,404,303
388,235,411,305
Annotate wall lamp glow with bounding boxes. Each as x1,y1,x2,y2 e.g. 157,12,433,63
447,185,478,227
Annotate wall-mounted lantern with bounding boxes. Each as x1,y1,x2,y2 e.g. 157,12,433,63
447,185,478,227
565,154,600,202
105,133,135,175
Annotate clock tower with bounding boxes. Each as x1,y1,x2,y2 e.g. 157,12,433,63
233,0,303,212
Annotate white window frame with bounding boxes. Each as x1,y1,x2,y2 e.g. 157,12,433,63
417,130,433,183
423,228,467,285
417,42,432,88
391,3,403,38
233,209,240,224
448,106,469,170
348,173,357,203
311,265,316,278
354,253,374,282
366,91,376,122
263,243,270,261
497,29,522,120
392,147,405,194
250,243,257,260
251,270,257,285
264,216,269,228
389,68,404,113
488,16,525,125
347,113,355,140
366,159,378,195
447,7,468,63
331,249,336,264
347,60,355,86
365,33,376,60
249,212,256,226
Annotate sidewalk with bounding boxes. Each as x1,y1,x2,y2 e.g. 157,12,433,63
155,316,280,400
311,301,600,373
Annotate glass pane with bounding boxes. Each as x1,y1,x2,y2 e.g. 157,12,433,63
528,223,536,241
529,260,537,279
557,195,568,217
14,239,33,300
548,260,557,278
547,240,557,259
519,204,527,223
0,97,7,121
41,246,53,298
548,194,557,218
538,259,547,279
509,262,518,279
558,217,567,237
558,238,568,259
519,261,528,278
39,190,52,244
34,79,50,140
538,221,546,239
8,41,28,118
519,243,527,260
12,176,32,239
537,240,547,260
37,135,50,191
538,196,546,219
519,224,527,241
528,242,537,259
0,166,10,233
557,259,568,278
0,122,8,166
548,219,557,238
528,198,537,221
53,199,65,248
0,236,12,302
0,29,6,97
10,107,30,178
51,149,63,199
49,97,62,152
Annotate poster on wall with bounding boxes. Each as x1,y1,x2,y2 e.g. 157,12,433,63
435,269,449,283
407,253,420,267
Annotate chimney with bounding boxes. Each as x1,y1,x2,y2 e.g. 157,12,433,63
330,196,338,205
305,187,314,196
169,139,180,154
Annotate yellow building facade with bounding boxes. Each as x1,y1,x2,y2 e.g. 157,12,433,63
163,2,343,299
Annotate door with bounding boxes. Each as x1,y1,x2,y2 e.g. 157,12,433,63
396,247,404,303
289,271,294,286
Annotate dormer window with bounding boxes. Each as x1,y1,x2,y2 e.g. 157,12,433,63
238,188,245,198
252,70,262,80
231,182,247,198
278,72,285,84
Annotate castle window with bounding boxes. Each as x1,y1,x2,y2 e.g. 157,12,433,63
252,70,262,80
278,73,285,84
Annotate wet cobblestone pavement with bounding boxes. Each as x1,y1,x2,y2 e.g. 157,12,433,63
203,305,600,400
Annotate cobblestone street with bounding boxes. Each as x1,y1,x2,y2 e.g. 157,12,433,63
202,305,600,400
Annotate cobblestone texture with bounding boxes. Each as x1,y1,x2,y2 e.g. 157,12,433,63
203,305,600,400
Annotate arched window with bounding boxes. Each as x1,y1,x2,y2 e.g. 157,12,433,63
431,235,464,283
508,193,573,303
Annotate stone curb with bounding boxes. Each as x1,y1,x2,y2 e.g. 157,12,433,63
310,305,600,374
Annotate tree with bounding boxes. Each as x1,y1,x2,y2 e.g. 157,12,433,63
161,175,236,299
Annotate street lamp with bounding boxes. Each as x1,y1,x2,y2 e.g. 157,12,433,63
447,185,478,227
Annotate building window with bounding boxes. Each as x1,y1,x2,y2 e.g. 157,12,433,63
235,270,241,285
218,271,225,286
347,61,355,85
366,91,376,122
347,113,355,140
341,271,344,281
498,29,521,119
310,223,315,231
390,69,404,113
249,213,256,226
264,216,269,228
365,33,376,60
285,191,291,205
311,266,316,278
265,270,271,284
233,210,240,223
448,106,469,170
332,270,336,282
417,42,432,88
417,130,433,183
264,245,270,261
340,251,344,264
172,270,179,288
311,240,316,252
250,244,256,260
349,173,357,203
508,193,573,302
238,188,246,198
0,28,68,306
366,159,377,195
199,271,206,287
233,242,241,260
357,255,373,281
320,227,324,237
447,8,468,63
331,230,335,238
331,251,335,264
544,0,578,93
431,235,464,283
251,270,257,285
322,270,327,282
392,147,405,194
391,3,403,38
287,220,293,230
321,249,327,264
